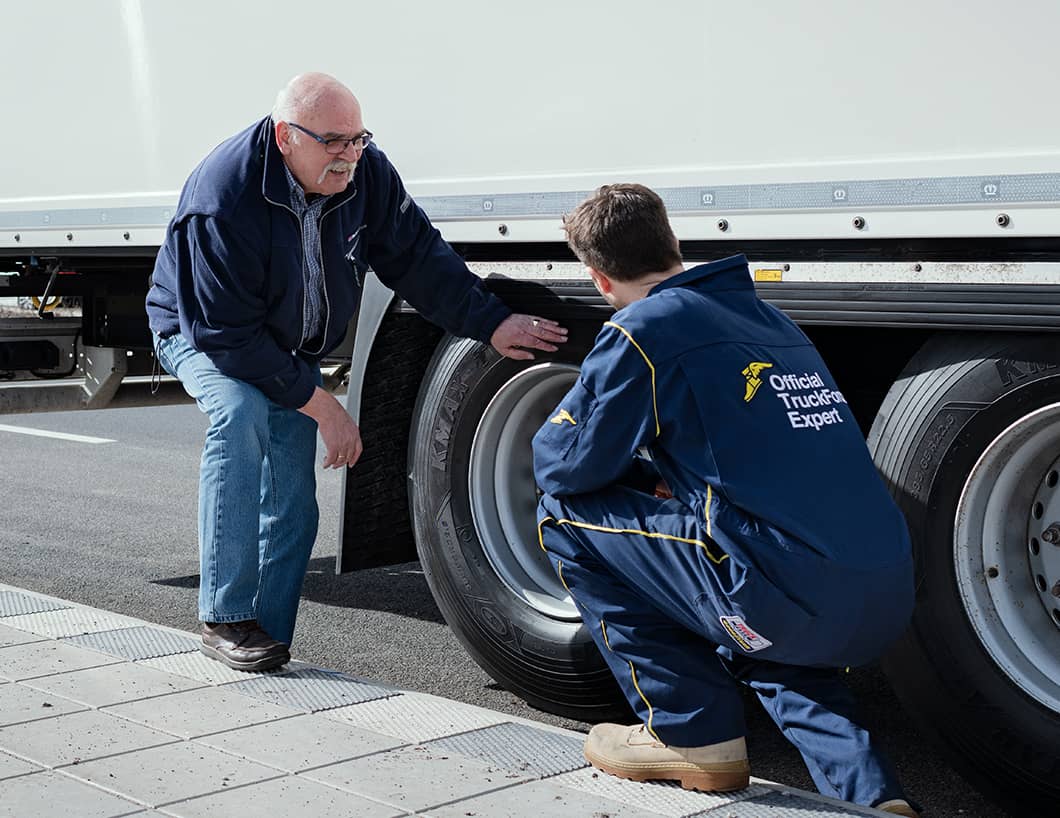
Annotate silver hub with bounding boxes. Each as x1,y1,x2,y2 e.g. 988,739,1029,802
468,363,581,620
955,403,1060,712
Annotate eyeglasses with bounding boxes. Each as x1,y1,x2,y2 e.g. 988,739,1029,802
287,122,373,154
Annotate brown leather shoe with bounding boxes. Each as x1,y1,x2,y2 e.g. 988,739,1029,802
584,723,750,792
200,620,290,671
876,799,919,817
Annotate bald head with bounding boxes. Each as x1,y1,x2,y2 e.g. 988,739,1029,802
271,72,367,196
272,72,359,124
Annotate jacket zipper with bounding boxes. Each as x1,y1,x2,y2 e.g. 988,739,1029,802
262,183,358,357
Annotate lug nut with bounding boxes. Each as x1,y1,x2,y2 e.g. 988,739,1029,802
1052,581,1060,598
1040,523,1060,544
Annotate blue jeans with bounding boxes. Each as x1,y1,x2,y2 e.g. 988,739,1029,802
155,332,320,645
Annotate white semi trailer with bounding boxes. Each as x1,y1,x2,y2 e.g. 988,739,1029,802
2,2,1058,812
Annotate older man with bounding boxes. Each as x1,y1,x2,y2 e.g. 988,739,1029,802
147,72,565,671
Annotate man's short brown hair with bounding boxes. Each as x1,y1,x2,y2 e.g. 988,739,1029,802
563,184,682,282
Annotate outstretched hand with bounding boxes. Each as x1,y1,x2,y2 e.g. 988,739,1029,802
490,314,568,361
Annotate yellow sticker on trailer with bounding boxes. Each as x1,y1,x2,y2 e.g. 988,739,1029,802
754,268,784,282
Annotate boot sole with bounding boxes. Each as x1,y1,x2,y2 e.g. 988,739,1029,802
200,643,290,672
585,748,750,793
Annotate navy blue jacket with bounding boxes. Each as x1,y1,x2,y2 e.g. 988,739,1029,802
532,255,911,573
147,117,510,408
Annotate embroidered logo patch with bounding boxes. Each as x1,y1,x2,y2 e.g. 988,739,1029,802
720,615,773,652
550,409,577,426
741,361,773,402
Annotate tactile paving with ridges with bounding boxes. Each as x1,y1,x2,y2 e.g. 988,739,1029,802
425,721,587,778
225,667,396,712
554,767,770,817
1,609,139,639
321,691,507,742
63,625,199,660
138,652,299,685
0,591,71,618
686,790,871,817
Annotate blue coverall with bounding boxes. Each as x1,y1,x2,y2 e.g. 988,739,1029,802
532,255,914,807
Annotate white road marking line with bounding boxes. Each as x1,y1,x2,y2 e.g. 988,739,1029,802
0,424,115,444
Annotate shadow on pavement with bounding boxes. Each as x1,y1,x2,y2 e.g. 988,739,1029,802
151,558,447,625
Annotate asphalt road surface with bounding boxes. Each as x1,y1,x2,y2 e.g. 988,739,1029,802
0,403,1017,817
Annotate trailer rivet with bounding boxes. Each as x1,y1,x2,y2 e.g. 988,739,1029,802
852,216,866,230
782,263,790,272
987,566,1000,579
996,213,1011,227
913,263,923,272
716,219,729,232
123,232,131,241
497,224,509,236
13,234,20,242
546,263,553,271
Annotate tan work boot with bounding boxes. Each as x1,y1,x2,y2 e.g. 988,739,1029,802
584,723,750,792
875,799,919,817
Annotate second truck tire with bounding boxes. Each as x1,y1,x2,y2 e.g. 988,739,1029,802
868,332,1060,815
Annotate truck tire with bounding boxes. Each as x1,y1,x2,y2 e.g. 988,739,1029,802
867,332,1060,814
408,330,626,720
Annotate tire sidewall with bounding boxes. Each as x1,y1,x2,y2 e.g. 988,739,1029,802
409,331,623,716
878,336,1060,806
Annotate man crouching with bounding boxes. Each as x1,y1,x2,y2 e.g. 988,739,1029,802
532,184,918,817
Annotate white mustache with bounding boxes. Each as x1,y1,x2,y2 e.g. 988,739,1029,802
317,159,357,186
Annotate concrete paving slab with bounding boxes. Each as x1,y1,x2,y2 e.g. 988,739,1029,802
0,621,47,647
552,767,772,817
2,608,142,638
102,684,301,739
303,742,535,813
23,661,207,708
138,652,309,685
0,748,44,781
0,589,71,618
223,665,396,712
0,680,88,727
0,709,179,768
65,625,199,661
426,721,587,779
322,690,510,743
686,789,875,816
60,741,283,808
0,639,122,681
0,771,144,818
155,775,407,818
192,712,406,773
422,777,669,818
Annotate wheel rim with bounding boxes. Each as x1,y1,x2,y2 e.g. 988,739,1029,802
955,402,1060,712
469,363,581,620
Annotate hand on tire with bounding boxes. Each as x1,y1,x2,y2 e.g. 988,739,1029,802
490,314,568,361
